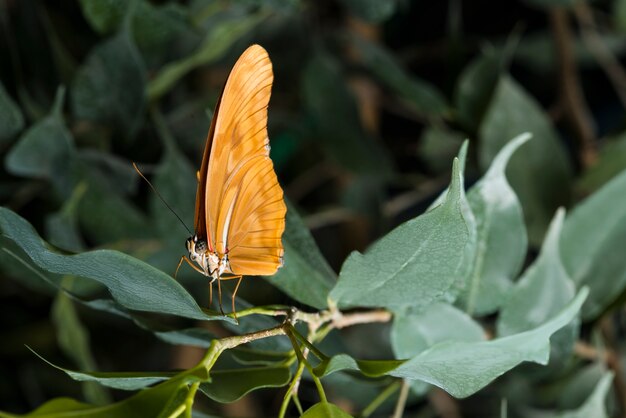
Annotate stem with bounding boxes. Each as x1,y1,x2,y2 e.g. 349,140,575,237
184,382,200,418
391,379,410,418
278,361,306,418
360,380,401,418
286,323,329,361
285,328,328,404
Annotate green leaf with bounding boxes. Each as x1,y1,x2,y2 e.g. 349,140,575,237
460,133,530,315
46,183,87,253
617,0,626,32
352,36,448,117
0,80,24,143
419,126,466,174
522,0,577,9
330,158,472,310
52,282,111,404
391,303,485,394
0,207,229,322
387,288,587,397
302,50,393,176
479,75,572,244
578,132,626,191
497,209,577,366
561,168,626,320
0,372,199,417
337,0,398,23
71,22,146,137
5,88,77,197
199,366,291,403
79,0,126,34
264,201,336,309
314,355,404,378
555,372,613,418
301,402,354,418
147,13,264,101
454,51,501,132
391,303,485,360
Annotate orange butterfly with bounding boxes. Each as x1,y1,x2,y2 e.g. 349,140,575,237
180,45,286,317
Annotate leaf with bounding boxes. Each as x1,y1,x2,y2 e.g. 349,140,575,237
46,183,87,253
147,13,264,101
479,75,572,244
522,0,577,9
578,132,626,192
78,0,126,34
71,20,146,137
391,302,485,394
199,366,291,403
555,372,613,418
419,126,466,174
301,402,354,418
302,50,393,176
5,87,77,198
337,0,398,23
352,36,448,117
454,50,502,132
0,207,230,322
0,80,24,143
617,0,626,32
330,158,472,310
52,282,111,404
264,201,336,309
460,133,530,315
561,168,626,320
314,355,404,378
391,303,485,360
0,372,199,417
497,209,577,366
389,288,588,398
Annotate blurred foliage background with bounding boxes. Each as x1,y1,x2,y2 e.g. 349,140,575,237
1,0,625,416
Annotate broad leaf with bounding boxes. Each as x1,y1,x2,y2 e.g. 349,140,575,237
419,126,466,174
561,168,626,320
264,201,336,309
330,158,472,310
0,372,200,418
554,372,613,418
199,367,291,403
0,80,24,143
352,36,448,117
71,19,146,137
479,75,572,244
461,133,530,315
389,288,587,397
5,88,77,198
497,209,577,366
0,207,229,322
148,14,264,101
391,303,485,394
578,132,626,191
454,51,501,132
302,50,392,176
301,402,354,418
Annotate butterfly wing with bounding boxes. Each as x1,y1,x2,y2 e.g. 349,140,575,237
204,44,286,275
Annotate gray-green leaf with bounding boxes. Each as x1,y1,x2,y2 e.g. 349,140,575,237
0,81,24,143
330,158,472,310
561,168,626,320
461,133,530,315
479,75,572,245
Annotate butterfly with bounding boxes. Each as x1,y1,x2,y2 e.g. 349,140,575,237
179,44,286,318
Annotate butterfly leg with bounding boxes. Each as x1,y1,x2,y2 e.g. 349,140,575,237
229,275,243,323
216,277,225,317
208,280,213,309
175,255,204,279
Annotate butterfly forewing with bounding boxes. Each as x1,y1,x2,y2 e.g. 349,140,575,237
198,44,285,276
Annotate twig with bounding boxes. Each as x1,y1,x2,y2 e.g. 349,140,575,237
392,379,410,418
574,2,626,110
361,380,401,418
550,7,598,168
599,317,626,418
428,387,462,418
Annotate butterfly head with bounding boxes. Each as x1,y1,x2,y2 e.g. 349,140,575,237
186,235,230,280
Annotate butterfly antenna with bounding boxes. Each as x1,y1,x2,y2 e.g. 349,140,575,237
133,162,193,236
